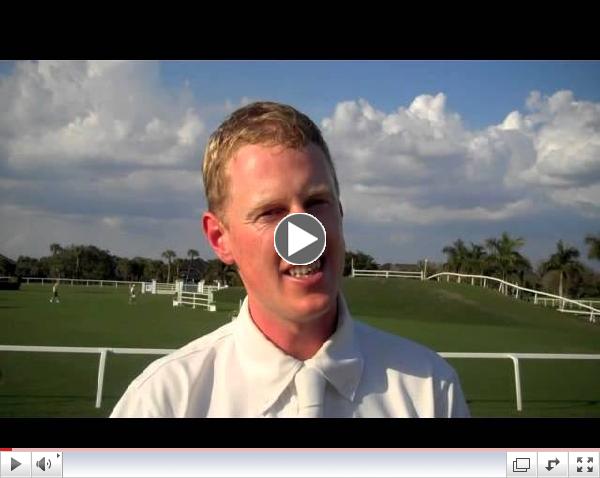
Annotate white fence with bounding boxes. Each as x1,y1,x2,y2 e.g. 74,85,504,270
142,282,154,293
536,298,600,309
22,277,230,298
170,279,217,310
2,345,598,412
139,279,228,295
0,345,172,409
155,282,176,295
441,352,600,412
352,269,424,280
350,259,427,281
197,280,228,294
174,290,216,311
427,272,599,323
139,279,177,295
20,277,220,311
23,277,144,288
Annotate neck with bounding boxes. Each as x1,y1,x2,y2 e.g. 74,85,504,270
248,298,338,361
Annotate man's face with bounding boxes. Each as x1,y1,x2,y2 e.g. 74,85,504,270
213,142,345,326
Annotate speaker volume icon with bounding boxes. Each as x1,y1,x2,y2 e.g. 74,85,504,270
36,457,52,471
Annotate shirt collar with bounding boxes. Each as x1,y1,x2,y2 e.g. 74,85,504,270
233,294,364,416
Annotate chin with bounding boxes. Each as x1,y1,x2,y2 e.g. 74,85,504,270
289,291,337,321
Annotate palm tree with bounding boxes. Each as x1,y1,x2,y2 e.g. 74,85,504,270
174,258,184,280
49,243,63,256
485,232,531,293
161,250,177,283
204,259,240,286
585,234,600,262
442,239,469,273
73,245,84,279
540,240,583,298
466,243,487,275
49,243,64,277
219,262,239,286
186,249,199,281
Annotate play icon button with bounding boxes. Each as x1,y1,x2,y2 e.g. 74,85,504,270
288,222,318,256
274,213,326,265
1,452,31,476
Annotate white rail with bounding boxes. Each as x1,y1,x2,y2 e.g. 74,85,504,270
139,279,179,295
1,345,599,412
0,345,172,409
22,277,144,288
197,280,228,294
352,269,423,280
536,298,600,308
426,272,599,323
441,352,600,412
175,290,216,311
21,277,232,297
154,284,176,294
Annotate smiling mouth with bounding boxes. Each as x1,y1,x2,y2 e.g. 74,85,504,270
284,258,324,278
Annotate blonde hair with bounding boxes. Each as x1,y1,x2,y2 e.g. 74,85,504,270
202,101,339,219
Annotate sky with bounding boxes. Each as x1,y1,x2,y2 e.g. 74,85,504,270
1,60,600,269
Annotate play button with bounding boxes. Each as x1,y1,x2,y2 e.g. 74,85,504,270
288,222,318,256
1,452,31,477
274,213,326,265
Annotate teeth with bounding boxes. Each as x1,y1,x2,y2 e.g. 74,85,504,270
288,259,321,277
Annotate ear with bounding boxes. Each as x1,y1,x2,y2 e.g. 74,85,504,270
202,211,235,265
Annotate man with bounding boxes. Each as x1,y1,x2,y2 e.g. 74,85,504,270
50,280,60,304
111,101,470,417
129,283,137,305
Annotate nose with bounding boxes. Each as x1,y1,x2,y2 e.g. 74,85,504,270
288,202,309,215
289,208,306,216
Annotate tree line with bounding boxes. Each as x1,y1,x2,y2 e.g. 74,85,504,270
1,246,386,285
342,234,600,299
439,232,600,299
1,244,242,286
2,233,598,297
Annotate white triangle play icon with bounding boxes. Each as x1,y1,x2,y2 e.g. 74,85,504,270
288,221,318,256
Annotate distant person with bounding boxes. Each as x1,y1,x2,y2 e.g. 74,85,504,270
129,283,137,305
50,281,60,304
111,101,470,418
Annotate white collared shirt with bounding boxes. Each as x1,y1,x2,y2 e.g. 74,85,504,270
110,295,470,417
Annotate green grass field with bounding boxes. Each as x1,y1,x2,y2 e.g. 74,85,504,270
1,278,599,417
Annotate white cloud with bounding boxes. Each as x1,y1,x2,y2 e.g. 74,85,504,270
0,60,215,260
1,60,205,171
548,183,600,217
523,91,600,187
499,111,524,131
0,204,211,261
101,216,123,229
343,192,535,226
323,90,600,230
2,62,599,267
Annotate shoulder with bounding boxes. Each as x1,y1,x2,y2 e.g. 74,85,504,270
354,320,457,381
135,321,236,385
353,321,470,417
110,321,236,417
